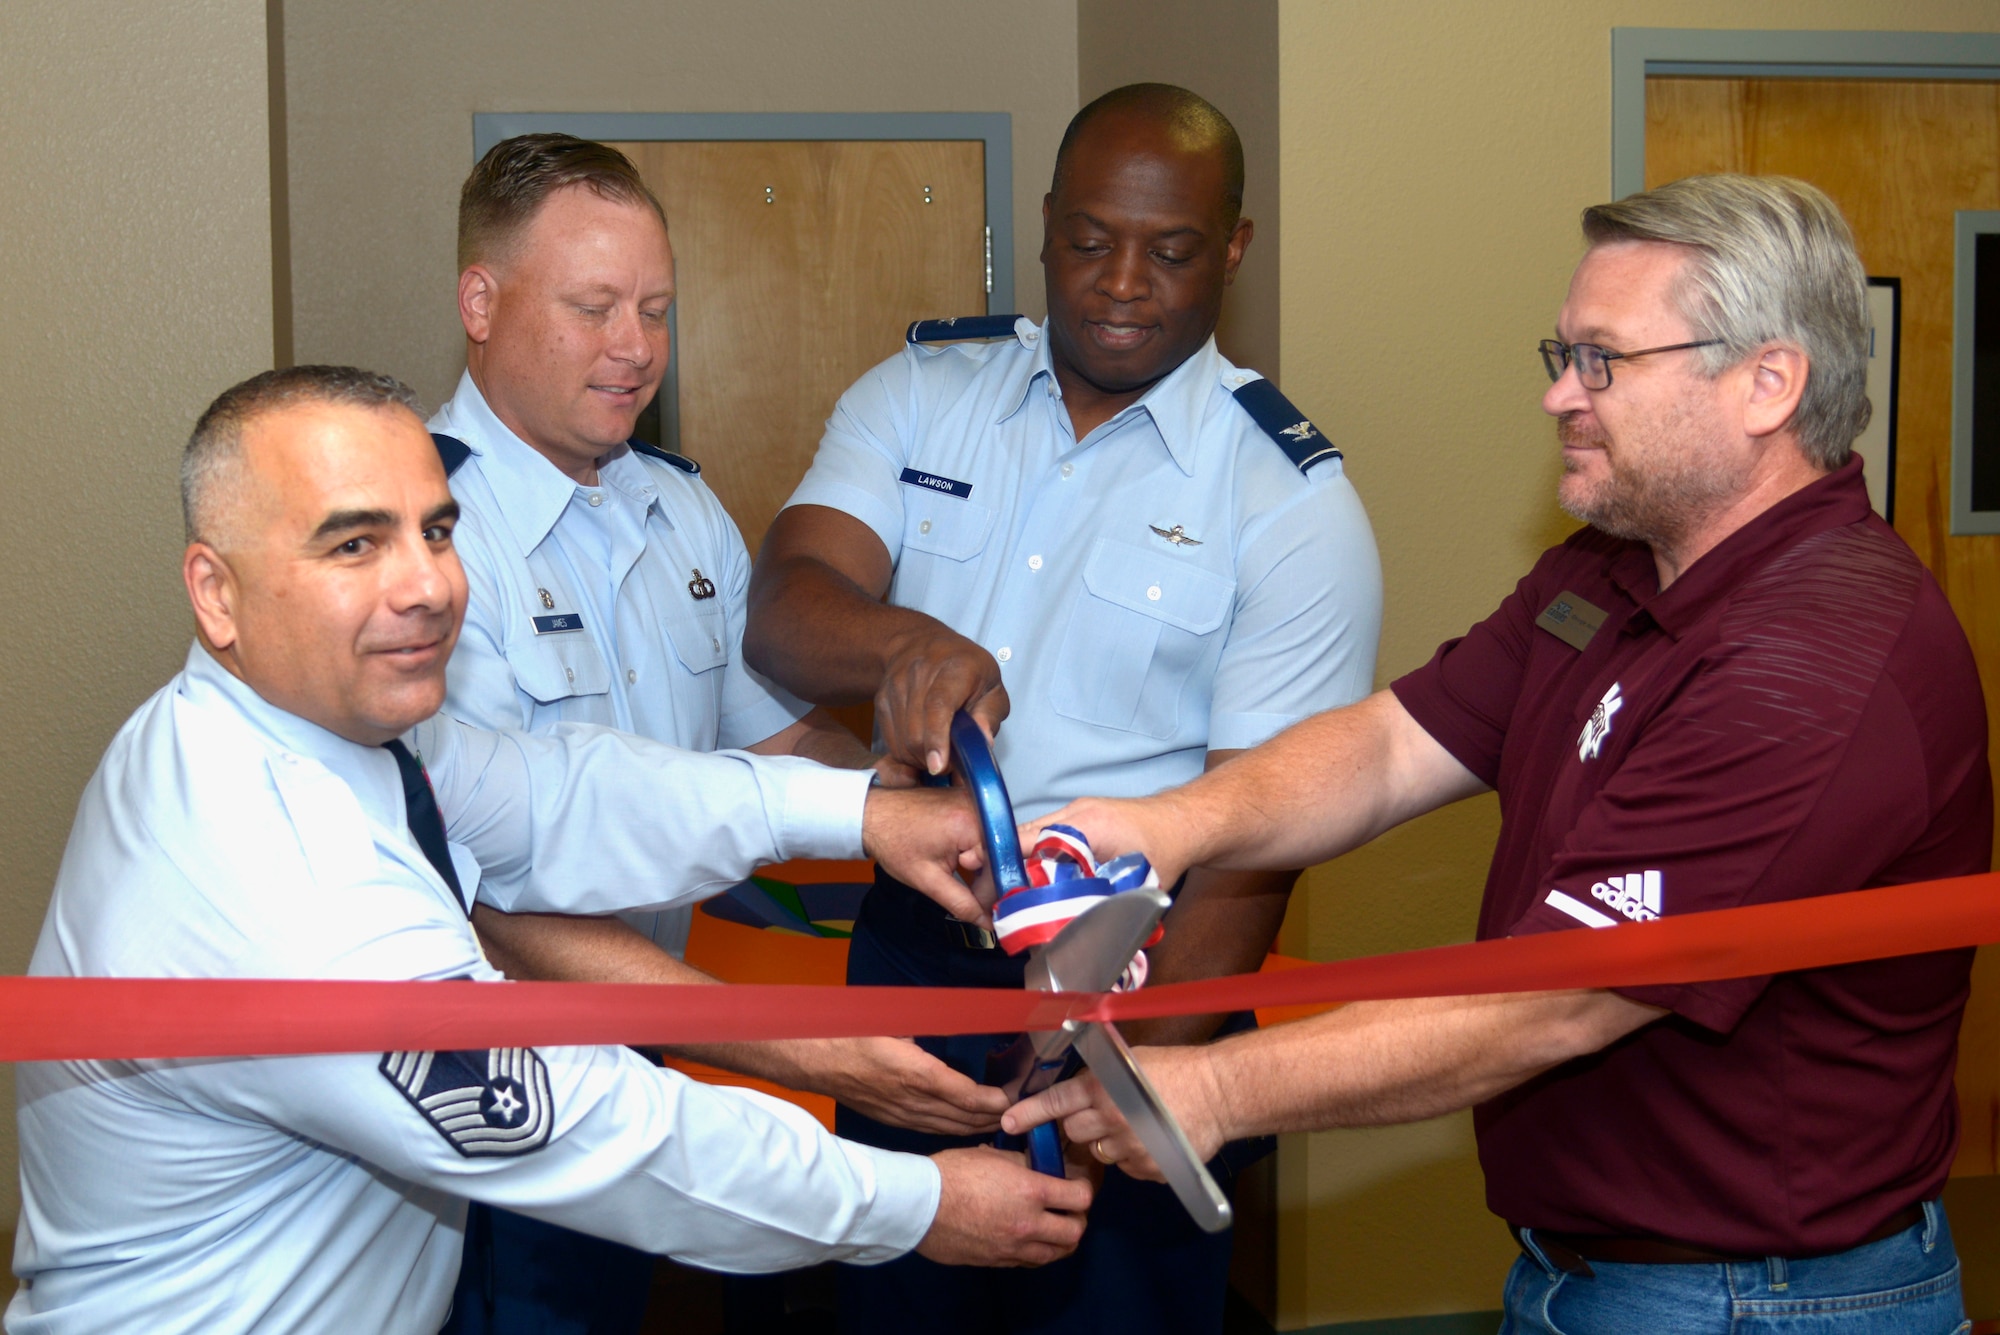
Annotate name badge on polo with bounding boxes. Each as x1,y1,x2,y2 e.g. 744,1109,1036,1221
532,611,586,636
1535,591,1608,651
899,468,973,500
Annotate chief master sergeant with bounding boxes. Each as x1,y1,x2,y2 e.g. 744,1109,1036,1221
428,134,1010,1333
744,84,1383,1333
8,366,1090,1335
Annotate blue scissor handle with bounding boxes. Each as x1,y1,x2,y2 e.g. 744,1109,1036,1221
994,1121,1066,1177
930,710,1029,898
919,713,1062,1177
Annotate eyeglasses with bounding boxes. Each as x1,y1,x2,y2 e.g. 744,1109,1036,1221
1538,338,1722,390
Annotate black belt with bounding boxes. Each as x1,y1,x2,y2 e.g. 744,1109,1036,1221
1516,1203,1927,1276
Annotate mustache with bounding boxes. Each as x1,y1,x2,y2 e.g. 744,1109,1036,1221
1557,413,1606,450
363,613,459,655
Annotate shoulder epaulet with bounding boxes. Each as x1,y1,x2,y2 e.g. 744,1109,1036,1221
627,438,700,475
906,314,1025,344
430,432,471,478
1230,379,1341,475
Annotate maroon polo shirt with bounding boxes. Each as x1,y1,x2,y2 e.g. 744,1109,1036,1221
1391,459,1991,1256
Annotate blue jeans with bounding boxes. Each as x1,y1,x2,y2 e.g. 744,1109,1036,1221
1502,1200,1968,1334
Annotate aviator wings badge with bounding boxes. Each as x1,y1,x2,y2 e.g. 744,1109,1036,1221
1149,524,1203,547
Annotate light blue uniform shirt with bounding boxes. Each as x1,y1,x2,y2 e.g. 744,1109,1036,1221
433,373,809,955
9,647,935,1335
785,320,1382,818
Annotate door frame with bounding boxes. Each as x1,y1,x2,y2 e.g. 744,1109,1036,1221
471,112,1012,455
1611,28,2000,534
1612,29,2000,199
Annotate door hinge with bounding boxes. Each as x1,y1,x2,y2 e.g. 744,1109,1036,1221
984,225,993,296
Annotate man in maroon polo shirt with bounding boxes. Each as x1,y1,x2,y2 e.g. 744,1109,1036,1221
1005,174,1990,1333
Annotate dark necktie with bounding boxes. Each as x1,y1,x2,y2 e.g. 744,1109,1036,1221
384,738,467,914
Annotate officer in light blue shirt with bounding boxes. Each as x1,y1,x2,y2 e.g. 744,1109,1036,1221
429,135,1009,1333
436,133,880,962
774,317,1377,811
747,86,1381,1334
8,366,1091,1335
434,372,816,957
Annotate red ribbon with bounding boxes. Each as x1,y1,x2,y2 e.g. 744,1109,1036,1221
7,872,1998,1062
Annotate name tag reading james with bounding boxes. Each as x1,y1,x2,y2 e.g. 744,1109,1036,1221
1535,591,1608,651
899,468,973,500
531,612,586,636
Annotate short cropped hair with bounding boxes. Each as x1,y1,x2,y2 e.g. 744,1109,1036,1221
182,365,422,545
458,133,668,271
1052,83,1245,223
1581,175,1871,470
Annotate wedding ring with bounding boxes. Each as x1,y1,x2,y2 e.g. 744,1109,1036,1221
1091,1139,1114,1165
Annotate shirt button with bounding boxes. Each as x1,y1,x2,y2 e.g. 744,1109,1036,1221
565,667,575,683
996,646,1012,663
1146,585,1162,601
919,519,933,534
587,493,604,508
1028,554,1043,571
1060,463,1074,479
626,669,637,685
711,636,722,652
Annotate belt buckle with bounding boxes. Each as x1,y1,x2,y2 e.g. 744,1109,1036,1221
949,920,997,951
1514,1227,1595,1279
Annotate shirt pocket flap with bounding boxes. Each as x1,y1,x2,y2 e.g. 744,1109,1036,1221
1081,539,1236,635
902,492,996,562
501,633,612,703
662,604,730,675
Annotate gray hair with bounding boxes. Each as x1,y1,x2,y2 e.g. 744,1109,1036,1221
1581,174,1870,470
182,365,423,545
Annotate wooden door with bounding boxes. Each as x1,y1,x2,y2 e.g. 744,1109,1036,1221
611,139,988,552
1646,76,2000,1174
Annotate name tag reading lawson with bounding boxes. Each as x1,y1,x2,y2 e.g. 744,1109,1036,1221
1535,591,1608,651
531,612,586,636
899,468,973,500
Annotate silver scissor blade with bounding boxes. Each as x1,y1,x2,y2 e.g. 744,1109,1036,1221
1040,887,1169,995
1072,1019,1233,1234
1010,888,1171,1094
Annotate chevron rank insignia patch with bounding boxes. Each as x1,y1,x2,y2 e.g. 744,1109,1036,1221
381,1047,553,1158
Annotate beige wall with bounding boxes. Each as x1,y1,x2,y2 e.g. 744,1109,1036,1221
282,0,1079,412
1077,0,1281,383
0,0,275,1216
1275,1,2000,1328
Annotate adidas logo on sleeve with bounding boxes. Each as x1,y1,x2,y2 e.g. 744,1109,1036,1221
1590,870,1662,922
1544,870,1663,927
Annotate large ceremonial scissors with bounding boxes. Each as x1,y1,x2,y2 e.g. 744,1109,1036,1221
937,711,1233,1233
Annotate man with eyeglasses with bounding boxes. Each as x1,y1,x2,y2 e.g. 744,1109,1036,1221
1006,174,1989,1333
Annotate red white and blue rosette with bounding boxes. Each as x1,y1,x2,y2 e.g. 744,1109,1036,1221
992,825,1165,988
